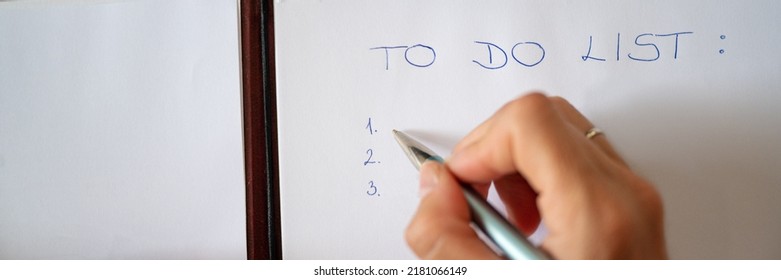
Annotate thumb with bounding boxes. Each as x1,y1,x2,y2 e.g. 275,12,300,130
405,161,500,259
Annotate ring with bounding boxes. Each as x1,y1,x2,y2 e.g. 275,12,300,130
585,127,603,139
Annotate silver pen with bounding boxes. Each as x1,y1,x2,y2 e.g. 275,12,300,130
393,130,549,260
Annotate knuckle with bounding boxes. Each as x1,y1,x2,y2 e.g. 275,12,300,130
501,92,555,121
625,173,664,220
548,95,570,107
638,179,665,220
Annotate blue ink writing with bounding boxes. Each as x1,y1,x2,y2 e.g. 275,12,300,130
472,41,507,69
367,180,379,196
405,44,436,67
366,117,377,135
473,41,545,69
616,33,621,61
369,46,407,70
373,31,700,70
581,32,694,62
364,148,378,165
362,117,380,197
628,33,660,62
655,32,694,59
370,44,435,69
581,35,606,61
511,42,545,67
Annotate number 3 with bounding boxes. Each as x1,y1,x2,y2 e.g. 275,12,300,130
367,181,378,196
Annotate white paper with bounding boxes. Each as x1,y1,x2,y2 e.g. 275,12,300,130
275,0,781,259
0,0,246,259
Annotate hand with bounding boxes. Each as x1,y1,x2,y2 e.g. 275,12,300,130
405,93,667,259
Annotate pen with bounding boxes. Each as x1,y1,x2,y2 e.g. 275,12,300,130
393,130,549,260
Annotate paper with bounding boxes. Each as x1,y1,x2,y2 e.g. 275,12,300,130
0,0,245,259
275,0,781,259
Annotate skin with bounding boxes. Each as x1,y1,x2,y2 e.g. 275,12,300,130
405,93,667,260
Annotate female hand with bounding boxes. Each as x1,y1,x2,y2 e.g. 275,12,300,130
405,93,667,259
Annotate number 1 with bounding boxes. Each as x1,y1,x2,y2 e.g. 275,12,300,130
366,117,377,135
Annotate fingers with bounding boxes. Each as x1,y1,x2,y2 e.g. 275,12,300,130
405,161,500,259
417,93,667,259
548,96,627,167
450,94,614,237
447,93,598,193
455,95,626,168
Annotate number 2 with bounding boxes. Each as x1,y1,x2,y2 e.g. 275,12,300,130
363,149,378,165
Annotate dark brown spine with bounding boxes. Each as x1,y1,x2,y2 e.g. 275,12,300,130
240,0,280,260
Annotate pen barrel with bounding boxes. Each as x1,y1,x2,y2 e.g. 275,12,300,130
461,184,550,260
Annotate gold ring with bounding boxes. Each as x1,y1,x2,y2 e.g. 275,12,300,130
585,127,603,139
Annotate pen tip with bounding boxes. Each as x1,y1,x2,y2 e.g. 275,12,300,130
391,129,404,145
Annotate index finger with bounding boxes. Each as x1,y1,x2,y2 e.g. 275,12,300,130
446,93,611,194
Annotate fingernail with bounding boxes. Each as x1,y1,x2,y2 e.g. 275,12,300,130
419,161,441,197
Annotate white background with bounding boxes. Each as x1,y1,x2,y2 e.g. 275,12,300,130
276,0,781,259
0,0,246,259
